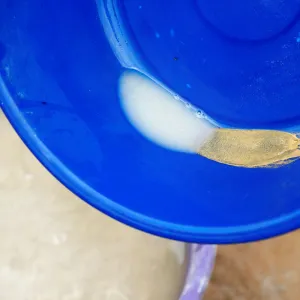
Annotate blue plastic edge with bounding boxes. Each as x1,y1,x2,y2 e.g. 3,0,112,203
1,76,300,244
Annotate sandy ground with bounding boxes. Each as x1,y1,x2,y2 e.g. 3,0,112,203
0,113,187,300
204,231,300,300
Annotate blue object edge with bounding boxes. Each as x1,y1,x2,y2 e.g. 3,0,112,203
1,76,300,244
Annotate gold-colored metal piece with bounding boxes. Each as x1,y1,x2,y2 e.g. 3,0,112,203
198,129,300,168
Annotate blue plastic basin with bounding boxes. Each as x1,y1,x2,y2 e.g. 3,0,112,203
1,0,300,243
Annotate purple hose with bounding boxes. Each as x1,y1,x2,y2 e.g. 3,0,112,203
180,245,216,300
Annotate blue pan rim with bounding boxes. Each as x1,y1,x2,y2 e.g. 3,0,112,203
1,77,300,244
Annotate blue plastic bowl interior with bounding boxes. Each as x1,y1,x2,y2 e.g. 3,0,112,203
1,0,300,244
